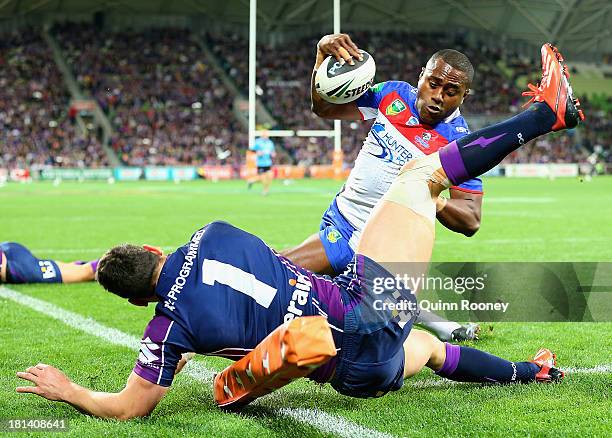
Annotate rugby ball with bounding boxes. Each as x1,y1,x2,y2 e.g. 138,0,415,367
315,50,376,104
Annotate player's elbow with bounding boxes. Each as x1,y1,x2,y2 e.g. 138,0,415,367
462,219,481,237
116,405,154,421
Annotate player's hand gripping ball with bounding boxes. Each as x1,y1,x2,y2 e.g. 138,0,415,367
315,50,376,104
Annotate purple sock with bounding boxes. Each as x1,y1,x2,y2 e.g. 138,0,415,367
439,103,556,185
436,343,540,384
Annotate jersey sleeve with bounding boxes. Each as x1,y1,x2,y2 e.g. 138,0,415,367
355,82,387,120
133,315,182,387
451,177,484,194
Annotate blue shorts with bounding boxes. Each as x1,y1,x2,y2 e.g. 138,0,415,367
330,254,418,398
319,199,357,274
0,242,63,284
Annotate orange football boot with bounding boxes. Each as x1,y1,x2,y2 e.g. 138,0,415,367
214,316,337,410
530,348,564,382
522,43,585,131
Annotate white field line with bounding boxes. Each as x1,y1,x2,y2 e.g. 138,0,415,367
0,286,392,438
1,286,609,399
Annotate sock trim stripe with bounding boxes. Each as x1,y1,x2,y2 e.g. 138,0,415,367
436,342,460,376
438,141,469,185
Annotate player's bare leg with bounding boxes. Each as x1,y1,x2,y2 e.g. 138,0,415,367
282,232,476,340
357,155,447,284
281,233,336,275
246,174,261,188
261,170,272,196
402,329,446,378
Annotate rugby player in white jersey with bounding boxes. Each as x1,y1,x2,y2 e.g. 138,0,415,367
282,34,483,341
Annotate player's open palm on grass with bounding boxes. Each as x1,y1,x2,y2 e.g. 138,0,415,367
17,363,71,401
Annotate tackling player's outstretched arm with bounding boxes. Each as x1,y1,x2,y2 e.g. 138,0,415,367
436,188,482,236
16,365,168,420
311,34,363,120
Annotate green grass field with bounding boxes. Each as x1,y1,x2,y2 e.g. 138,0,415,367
1,178,611,437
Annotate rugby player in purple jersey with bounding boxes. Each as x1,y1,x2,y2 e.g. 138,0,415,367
1,242,98,284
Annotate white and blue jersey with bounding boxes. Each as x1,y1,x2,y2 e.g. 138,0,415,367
251,137,275,168
319,80,484,273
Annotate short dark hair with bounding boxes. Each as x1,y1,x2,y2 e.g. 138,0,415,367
429,49,474,86
96,244,160,299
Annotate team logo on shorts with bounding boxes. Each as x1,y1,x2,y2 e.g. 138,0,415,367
385,98,407,116
326,230,342,243
39,260,57,279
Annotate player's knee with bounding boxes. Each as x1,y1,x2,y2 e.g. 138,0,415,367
426,335,446,371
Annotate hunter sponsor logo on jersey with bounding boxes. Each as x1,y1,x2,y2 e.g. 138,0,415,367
39,260,57,279
455,126,469,133
407,116,419,126
326,229,342,243
284,273,312,323
385,98,407,116
369,122,413,165
138,337,161,367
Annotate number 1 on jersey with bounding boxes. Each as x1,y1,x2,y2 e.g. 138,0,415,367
202,259,278,308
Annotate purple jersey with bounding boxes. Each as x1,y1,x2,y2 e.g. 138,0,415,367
133,221,344,386
0,242,62,284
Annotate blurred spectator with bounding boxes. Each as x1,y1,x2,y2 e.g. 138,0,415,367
56,23,247,167
0,30,107,170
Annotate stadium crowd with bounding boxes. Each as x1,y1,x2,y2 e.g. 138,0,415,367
55,23,247,167
0,25,608,171
0,31,108,170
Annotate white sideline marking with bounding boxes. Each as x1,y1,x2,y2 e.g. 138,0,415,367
562,364,612,374
2,286,610,423
0,287,392,438
0,286,139,350
277,407,393,438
